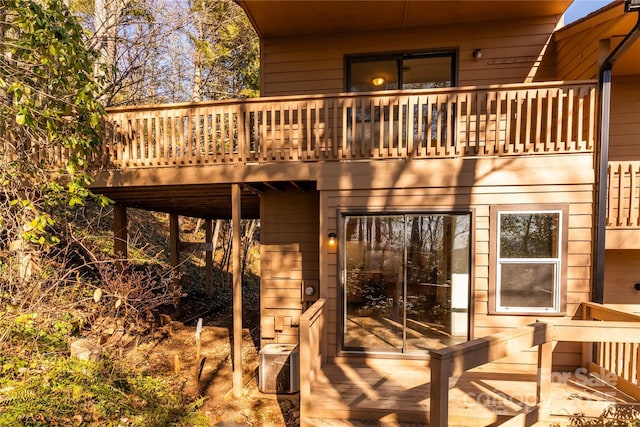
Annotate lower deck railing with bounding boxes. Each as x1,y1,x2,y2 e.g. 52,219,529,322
429,302,640,426
581,302,640,399
429,322,553,426
299,298,326,412
297,302,640,425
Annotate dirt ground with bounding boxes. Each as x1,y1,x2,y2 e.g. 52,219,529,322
121,312,427,427
122,313,296,426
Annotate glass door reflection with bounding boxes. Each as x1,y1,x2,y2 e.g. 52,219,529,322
344,216,404,351
343,213,470,353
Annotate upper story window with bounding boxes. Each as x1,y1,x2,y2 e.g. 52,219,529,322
346,51,457,92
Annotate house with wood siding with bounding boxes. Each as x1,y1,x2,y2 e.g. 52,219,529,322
89,1,640,425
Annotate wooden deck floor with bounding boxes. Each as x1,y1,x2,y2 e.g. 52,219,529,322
302,359,640,426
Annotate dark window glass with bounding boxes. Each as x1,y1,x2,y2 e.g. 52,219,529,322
499,263,555,308
347,52,455,93
349,60,398,92
499,213,559,258
402,56,452,89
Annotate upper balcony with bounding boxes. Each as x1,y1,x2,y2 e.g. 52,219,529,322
77,80,605,220
96,81,596,170
11,79,640,241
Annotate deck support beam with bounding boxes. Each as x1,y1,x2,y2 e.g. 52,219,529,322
113,204,128,266
169,213,180,290
536,340,552,419
205,219,214,297
232,184,243,398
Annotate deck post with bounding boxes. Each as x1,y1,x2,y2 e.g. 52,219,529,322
205,219,214,298
536,340,552,419
429,349,451,427
232,184,243,398
169,213,180,290
581,303,594,368
300,306,311,415
299,299,326,417
113,204,128,267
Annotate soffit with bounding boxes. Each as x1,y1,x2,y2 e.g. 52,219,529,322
609,14,640,76
237,0,572,38
92,181,316,220
93,184,260,219
615,41,640,75
557,1,640,77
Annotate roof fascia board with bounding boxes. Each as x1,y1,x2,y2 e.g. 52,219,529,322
235,0,263,38
555,0,624,41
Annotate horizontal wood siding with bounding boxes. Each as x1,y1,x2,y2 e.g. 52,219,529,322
320,155,594,368
260,189,319,346
553,3,630,81
604,250,640,306
610,77,640,161
554,19,608,81
261,16,562,97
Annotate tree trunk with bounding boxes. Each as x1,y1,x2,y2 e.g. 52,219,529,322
241,219,257,278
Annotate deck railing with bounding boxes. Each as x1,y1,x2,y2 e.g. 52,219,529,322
299,298,326,414
96,81,597,168
581,302,640,400
429,322,553,427
607,161,640,228
429,302,640,427
1,128,72,168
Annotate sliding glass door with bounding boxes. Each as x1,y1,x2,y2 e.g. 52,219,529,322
343,213,470,353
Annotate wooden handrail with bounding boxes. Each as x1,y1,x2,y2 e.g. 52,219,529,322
91,81,597,169
103,80,599,113
2,81,598,169
299,298,326,414
581,302,640,400
430,322,551,377
582,301,640,322
551,319,640,342
429,313,640,427
429,322,552,426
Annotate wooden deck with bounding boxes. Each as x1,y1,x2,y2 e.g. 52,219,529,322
93,82,640,233
303,359,639,426
299,301,640,426
11,78,640,235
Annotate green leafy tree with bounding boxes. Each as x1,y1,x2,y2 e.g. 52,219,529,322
0,0,108,248
66,0,258,105
190,0,259,100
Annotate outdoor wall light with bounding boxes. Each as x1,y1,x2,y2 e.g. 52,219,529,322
473,49,483,60
371,76,385,86
625,0,640,12
328,232,337,247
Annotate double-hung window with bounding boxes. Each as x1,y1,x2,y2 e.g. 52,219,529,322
490,205,568,314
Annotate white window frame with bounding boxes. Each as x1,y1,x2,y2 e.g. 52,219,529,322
495,209,563,314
